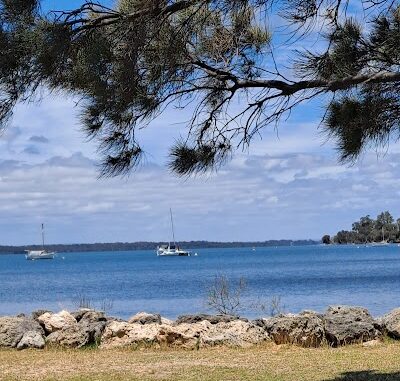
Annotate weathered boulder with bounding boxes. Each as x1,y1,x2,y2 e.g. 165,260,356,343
158,320,267,348
71,309,106,323
323,306,380,346
17,331,45,350
46,319,107,348
380,308,400,338
47,323,90,348
128,312,162,325
157,321,212,348
202,320,268,347
101,320,268,349
175,314,245,325
81,320,107,344
264,311,325,347
0,317,44,348
100,321,160,348
38,310,77,334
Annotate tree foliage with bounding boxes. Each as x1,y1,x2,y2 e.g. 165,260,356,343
329,211,400,244
0,0,399,176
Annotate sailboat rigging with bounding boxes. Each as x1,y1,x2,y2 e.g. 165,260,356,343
25,224,56,260
157,209,190,256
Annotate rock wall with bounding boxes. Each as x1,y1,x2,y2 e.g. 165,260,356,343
1,305,399,350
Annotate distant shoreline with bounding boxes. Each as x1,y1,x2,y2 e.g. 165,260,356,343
0,239,318,254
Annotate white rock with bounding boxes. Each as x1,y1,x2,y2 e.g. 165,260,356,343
38,310,77,333
100,321,160,348
17,331,45,350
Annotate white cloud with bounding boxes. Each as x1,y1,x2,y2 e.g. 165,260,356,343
0,83,399,245
0,145,399,245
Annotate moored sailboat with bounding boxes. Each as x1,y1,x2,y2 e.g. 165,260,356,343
25,224,56,260
157,209,190,256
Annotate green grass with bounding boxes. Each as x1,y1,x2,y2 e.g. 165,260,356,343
1,341,400,381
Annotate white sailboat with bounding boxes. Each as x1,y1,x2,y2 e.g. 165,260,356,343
369,227,389,246
25,224,56,260
157,209,190,256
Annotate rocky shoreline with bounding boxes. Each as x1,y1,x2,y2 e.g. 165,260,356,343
1,306,400,350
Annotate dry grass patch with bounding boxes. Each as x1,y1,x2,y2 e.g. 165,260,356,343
1,342,400,381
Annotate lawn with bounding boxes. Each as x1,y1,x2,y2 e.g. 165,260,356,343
1,341,400,381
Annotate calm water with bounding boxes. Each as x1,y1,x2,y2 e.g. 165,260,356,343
1,245,400,319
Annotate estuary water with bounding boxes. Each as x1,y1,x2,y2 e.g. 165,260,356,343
0,244,400,319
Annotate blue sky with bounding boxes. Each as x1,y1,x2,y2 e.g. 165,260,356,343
0,1,399,245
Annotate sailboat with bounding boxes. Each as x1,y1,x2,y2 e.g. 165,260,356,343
157,209,190,256
25,224,56,260
369,227,389,246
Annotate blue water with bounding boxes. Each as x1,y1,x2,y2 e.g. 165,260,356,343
1,245,400,319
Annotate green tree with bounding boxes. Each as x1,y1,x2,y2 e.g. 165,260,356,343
322,235,331,244
375,211,395,241
396,218,400,241
352,215,375,243
334,230,357,244
0,0,399,176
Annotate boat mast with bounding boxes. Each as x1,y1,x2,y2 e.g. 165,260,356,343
41,223,45,250
170,208,176,246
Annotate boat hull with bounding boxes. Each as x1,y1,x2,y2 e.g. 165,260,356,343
157,252,190,256
25,251,56,260
157,247,190,256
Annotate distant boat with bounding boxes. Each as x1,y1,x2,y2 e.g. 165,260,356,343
368,227,389,246
25,224,56,260
157,209,190,256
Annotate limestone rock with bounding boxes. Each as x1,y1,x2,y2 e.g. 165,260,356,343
264,311,325,347
100,321,160,348
38,310,77,334
175,314,245,325
157,321,211,348
47,323,90,348
82,320,107,344
71,309,106,323
0,317,44,348
101,319,268,349
323,306,379,346
202,320,268,347
81,310,106,323
380,308,400,338
128,312,162,325
46,319,106,348
17,331,45,350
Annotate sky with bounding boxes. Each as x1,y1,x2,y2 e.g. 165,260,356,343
0,1,399,245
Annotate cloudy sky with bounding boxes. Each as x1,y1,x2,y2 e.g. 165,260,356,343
0,1,399,245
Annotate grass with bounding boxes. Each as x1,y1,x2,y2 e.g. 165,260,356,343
1,341,400,381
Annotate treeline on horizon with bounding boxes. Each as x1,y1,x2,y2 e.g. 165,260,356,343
323,211,400,244
0,240,317,254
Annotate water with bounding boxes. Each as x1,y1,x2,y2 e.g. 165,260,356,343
1,244,400,319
